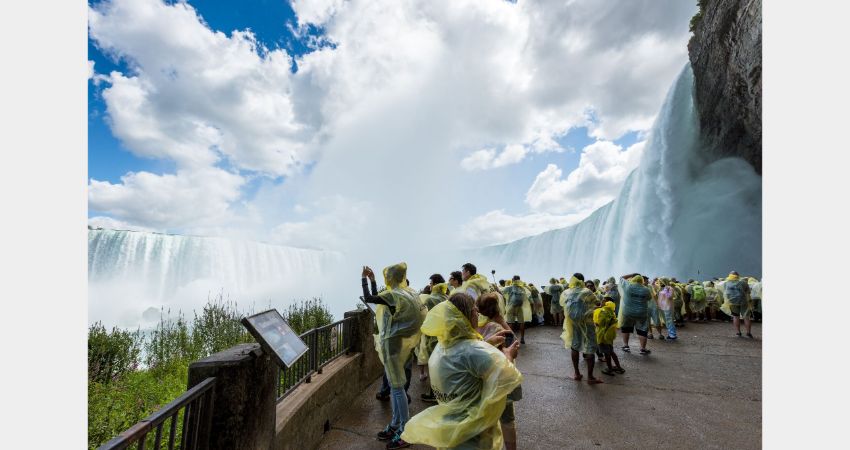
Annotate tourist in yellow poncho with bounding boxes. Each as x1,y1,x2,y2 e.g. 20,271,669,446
360,263,425,446
560,275,603,384
594,299,625,376
502,276,532,345
720,271,754,338
402,293,522,450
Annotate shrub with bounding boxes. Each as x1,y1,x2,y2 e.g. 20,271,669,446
88,322,143,384
281,297,334,334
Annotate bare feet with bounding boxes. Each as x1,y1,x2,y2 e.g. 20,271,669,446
587,377,604,385
569,374,583,381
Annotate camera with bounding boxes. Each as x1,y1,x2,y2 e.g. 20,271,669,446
491,269,496,274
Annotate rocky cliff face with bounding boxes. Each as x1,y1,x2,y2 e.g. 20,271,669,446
688,0,762,173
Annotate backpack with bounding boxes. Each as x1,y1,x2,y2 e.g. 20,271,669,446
724,280,746,304
691,283,706,301
507,287,525,307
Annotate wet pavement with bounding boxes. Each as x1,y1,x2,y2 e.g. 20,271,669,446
317,321,762,449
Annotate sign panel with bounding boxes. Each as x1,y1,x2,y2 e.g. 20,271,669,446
241,309,308,368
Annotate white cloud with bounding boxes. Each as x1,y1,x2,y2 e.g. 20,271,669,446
461,210,586,247
89,0,310,175
526,140,646,214
88,0,694,245
270,196,371,251
88,168,245,230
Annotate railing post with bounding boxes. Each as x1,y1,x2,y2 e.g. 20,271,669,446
187,343,277,450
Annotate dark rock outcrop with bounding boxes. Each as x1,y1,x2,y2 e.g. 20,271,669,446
688,0,762,173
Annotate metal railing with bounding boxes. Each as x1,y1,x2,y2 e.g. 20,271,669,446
98,377,216,450
277,315,357,400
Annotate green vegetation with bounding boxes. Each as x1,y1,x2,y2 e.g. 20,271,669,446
88,295,333,449
690,0,710,32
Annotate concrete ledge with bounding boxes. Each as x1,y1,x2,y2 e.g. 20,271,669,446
274,310,383,450
274,353,382,450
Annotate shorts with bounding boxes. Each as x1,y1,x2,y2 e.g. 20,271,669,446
729,304,751,318
500,400,515,423
598,343,614,355
506,304,525,323
619,315,648,336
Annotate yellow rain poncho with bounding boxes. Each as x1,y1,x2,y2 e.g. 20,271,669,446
560,277,598,354
402,301,523,450
593,301,618,345
417,283,449,362
503,280,533,324
719,273,751,317
374,263,426,388
456,273,493,300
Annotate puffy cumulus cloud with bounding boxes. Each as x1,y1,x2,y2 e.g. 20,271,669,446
88,0,694,247
89,0,309,175
88,168,245,230
461,210,586,248
460,144,529,171
270,196,372,251
526,140,646,214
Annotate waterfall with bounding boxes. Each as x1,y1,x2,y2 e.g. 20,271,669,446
473,65,762,282
88,229,343,328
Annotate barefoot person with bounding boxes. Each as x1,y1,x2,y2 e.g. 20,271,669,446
402,293,523,450
561,275,603,384
618,273,652,355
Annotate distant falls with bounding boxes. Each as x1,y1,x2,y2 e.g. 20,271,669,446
474,65,761,282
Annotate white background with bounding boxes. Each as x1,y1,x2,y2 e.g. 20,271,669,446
1,0,848,447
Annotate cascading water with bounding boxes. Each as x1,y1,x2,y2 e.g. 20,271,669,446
473,65,762,282
88,229,343,328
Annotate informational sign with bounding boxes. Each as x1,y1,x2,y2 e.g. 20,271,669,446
241,309,308,369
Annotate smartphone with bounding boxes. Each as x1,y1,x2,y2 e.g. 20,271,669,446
503,332,515,347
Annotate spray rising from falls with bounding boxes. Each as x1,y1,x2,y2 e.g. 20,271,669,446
473,65,762,282
88,229,343,328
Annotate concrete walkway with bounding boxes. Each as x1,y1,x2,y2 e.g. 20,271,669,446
318,321,762,449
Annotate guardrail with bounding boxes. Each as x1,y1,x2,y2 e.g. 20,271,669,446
277,316,356,400
97,377,216,450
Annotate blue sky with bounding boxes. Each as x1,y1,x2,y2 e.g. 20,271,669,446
88,0,693,247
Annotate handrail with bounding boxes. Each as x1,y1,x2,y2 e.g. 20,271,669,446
277,315,358,400
97,377,216,450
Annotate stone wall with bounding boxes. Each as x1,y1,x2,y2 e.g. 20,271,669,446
688,0,762,173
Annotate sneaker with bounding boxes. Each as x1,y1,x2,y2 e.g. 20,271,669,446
666,336,677,341
648,334,655,340
613,367,626,374
658,335,666,340
639,348,651,355
621,345,630,353
746,333,754,339
375,392,390,401
735,332,742,338
420,392,437,403
386,434,411,449
377,425,397,441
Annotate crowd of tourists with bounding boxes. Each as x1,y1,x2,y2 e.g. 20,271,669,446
359,262,762,449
